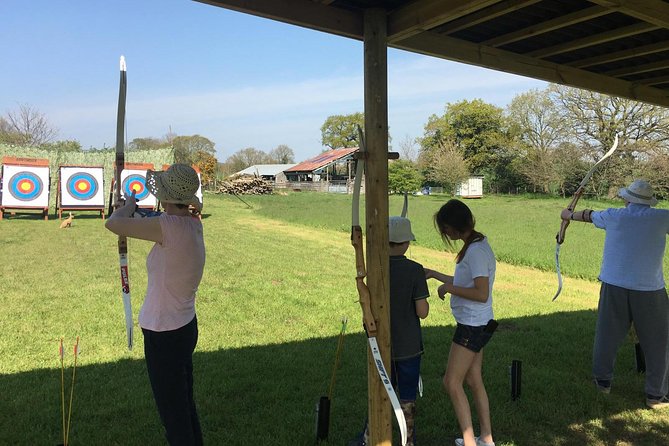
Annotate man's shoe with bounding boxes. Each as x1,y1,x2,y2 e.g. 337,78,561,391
593,379,611,394
646,395,669,410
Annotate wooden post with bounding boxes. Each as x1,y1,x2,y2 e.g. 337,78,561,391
364,8,391,446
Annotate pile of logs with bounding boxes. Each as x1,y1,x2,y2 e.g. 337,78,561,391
217,175,273,195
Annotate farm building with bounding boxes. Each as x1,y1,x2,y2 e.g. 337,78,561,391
234,164,297,183
282,147,360,193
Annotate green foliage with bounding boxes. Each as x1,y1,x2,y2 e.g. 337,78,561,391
388,159,423,193
222,147,271,174
129,137,170,151
268,144,295,164
40,140,82,152
320,112,364,150
421,99,520,193
192,150,218,187
419,138,469,194
172,135,216,164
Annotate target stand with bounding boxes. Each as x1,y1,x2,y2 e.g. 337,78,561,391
56,165,106,219
0,156,51,220
109,162,157,214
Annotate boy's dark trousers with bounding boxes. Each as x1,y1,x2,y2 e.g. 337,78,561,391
143,316,203,446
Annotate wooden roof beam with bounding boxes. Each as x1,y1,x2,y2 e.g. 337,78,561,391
569,40,669,68
387,0,499,43
194,0,363,40
438,0,541,35
392,31,669,107
605,59,669,76
527,22,659,58
483,5,610,47
636,74,669,86
588,0,669,29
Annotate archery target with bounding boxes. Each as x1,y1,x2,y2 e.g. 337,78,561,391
120,169,156,207
60,167,104,206
1,164,49,207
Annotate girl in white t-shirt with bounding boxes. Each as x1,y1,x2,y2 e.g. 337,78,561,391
425,199,497,446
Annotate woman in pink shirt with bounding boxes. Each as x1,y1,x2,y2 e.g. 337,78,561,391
106,164,206,446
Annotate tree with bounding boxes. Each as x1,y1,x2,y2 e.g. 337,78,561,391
388,159,423,194
223,147,271,173
320,112,364,150
420,99,516,192
552,142,590,197
550,84,669,196
506,88,571,193
397,134,418,162
1,104,58,146
268,144,295,163
192,150,218,188
129,137,170,151
419,138,469,195
172,135,216,164
0,117,22,145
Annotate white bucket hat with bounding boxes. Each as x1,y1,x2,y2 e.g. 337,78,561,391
618,179,658,206
389,216,416,243
146,164,202,211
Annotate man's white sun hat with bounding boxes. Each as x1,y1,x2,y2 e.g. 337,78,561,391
618,179,658,206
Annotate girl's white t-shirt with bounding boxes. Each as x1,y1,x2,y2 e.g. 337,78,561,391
450,237,496,326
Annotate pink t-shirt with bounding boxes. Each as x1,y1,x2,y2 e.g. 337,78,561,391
139,214,205,331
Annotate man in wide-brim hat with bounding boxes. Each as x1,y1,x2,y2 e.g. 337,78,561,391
561,179,669,410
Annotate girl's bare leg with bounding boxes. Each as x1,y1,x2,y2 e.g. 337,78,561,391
465,350,493,445
444,343,477,446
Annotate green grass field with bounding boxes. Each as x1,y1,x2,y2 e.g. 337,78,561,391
1,192,668,445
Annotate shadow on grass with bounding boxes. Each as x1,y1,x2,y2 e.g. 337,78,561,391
2,311,668,445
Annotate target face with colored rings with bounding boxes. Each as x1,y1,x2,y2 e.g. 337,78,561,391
9,171,44,201
66,172,99,201
122,174,150,200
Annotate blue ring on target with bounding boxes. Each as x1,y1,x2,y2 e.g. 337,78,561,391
9,171,44,201
122,174,150,200
66,172,99,201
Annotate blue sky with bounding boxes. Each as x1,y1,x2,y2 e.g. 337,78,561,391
1,0,547,162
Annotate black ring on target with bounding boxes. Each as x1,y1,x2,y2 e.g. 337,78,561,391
66,172,99,201
8,171,44,201
122,174,150,200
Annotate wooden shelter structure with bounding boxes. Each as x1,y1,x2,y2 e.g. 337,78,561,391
194,1,669,444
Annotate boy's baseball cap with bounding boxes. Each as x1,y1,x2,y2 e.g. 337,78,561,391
389,216,416,243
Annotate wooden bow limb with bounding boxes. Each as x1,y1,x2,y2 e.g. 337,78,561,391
351,225,377,336
553,134,619,301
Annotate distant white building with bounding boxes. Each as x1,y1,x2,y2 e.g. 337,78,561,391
456,176,484,198
234,164,297,183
